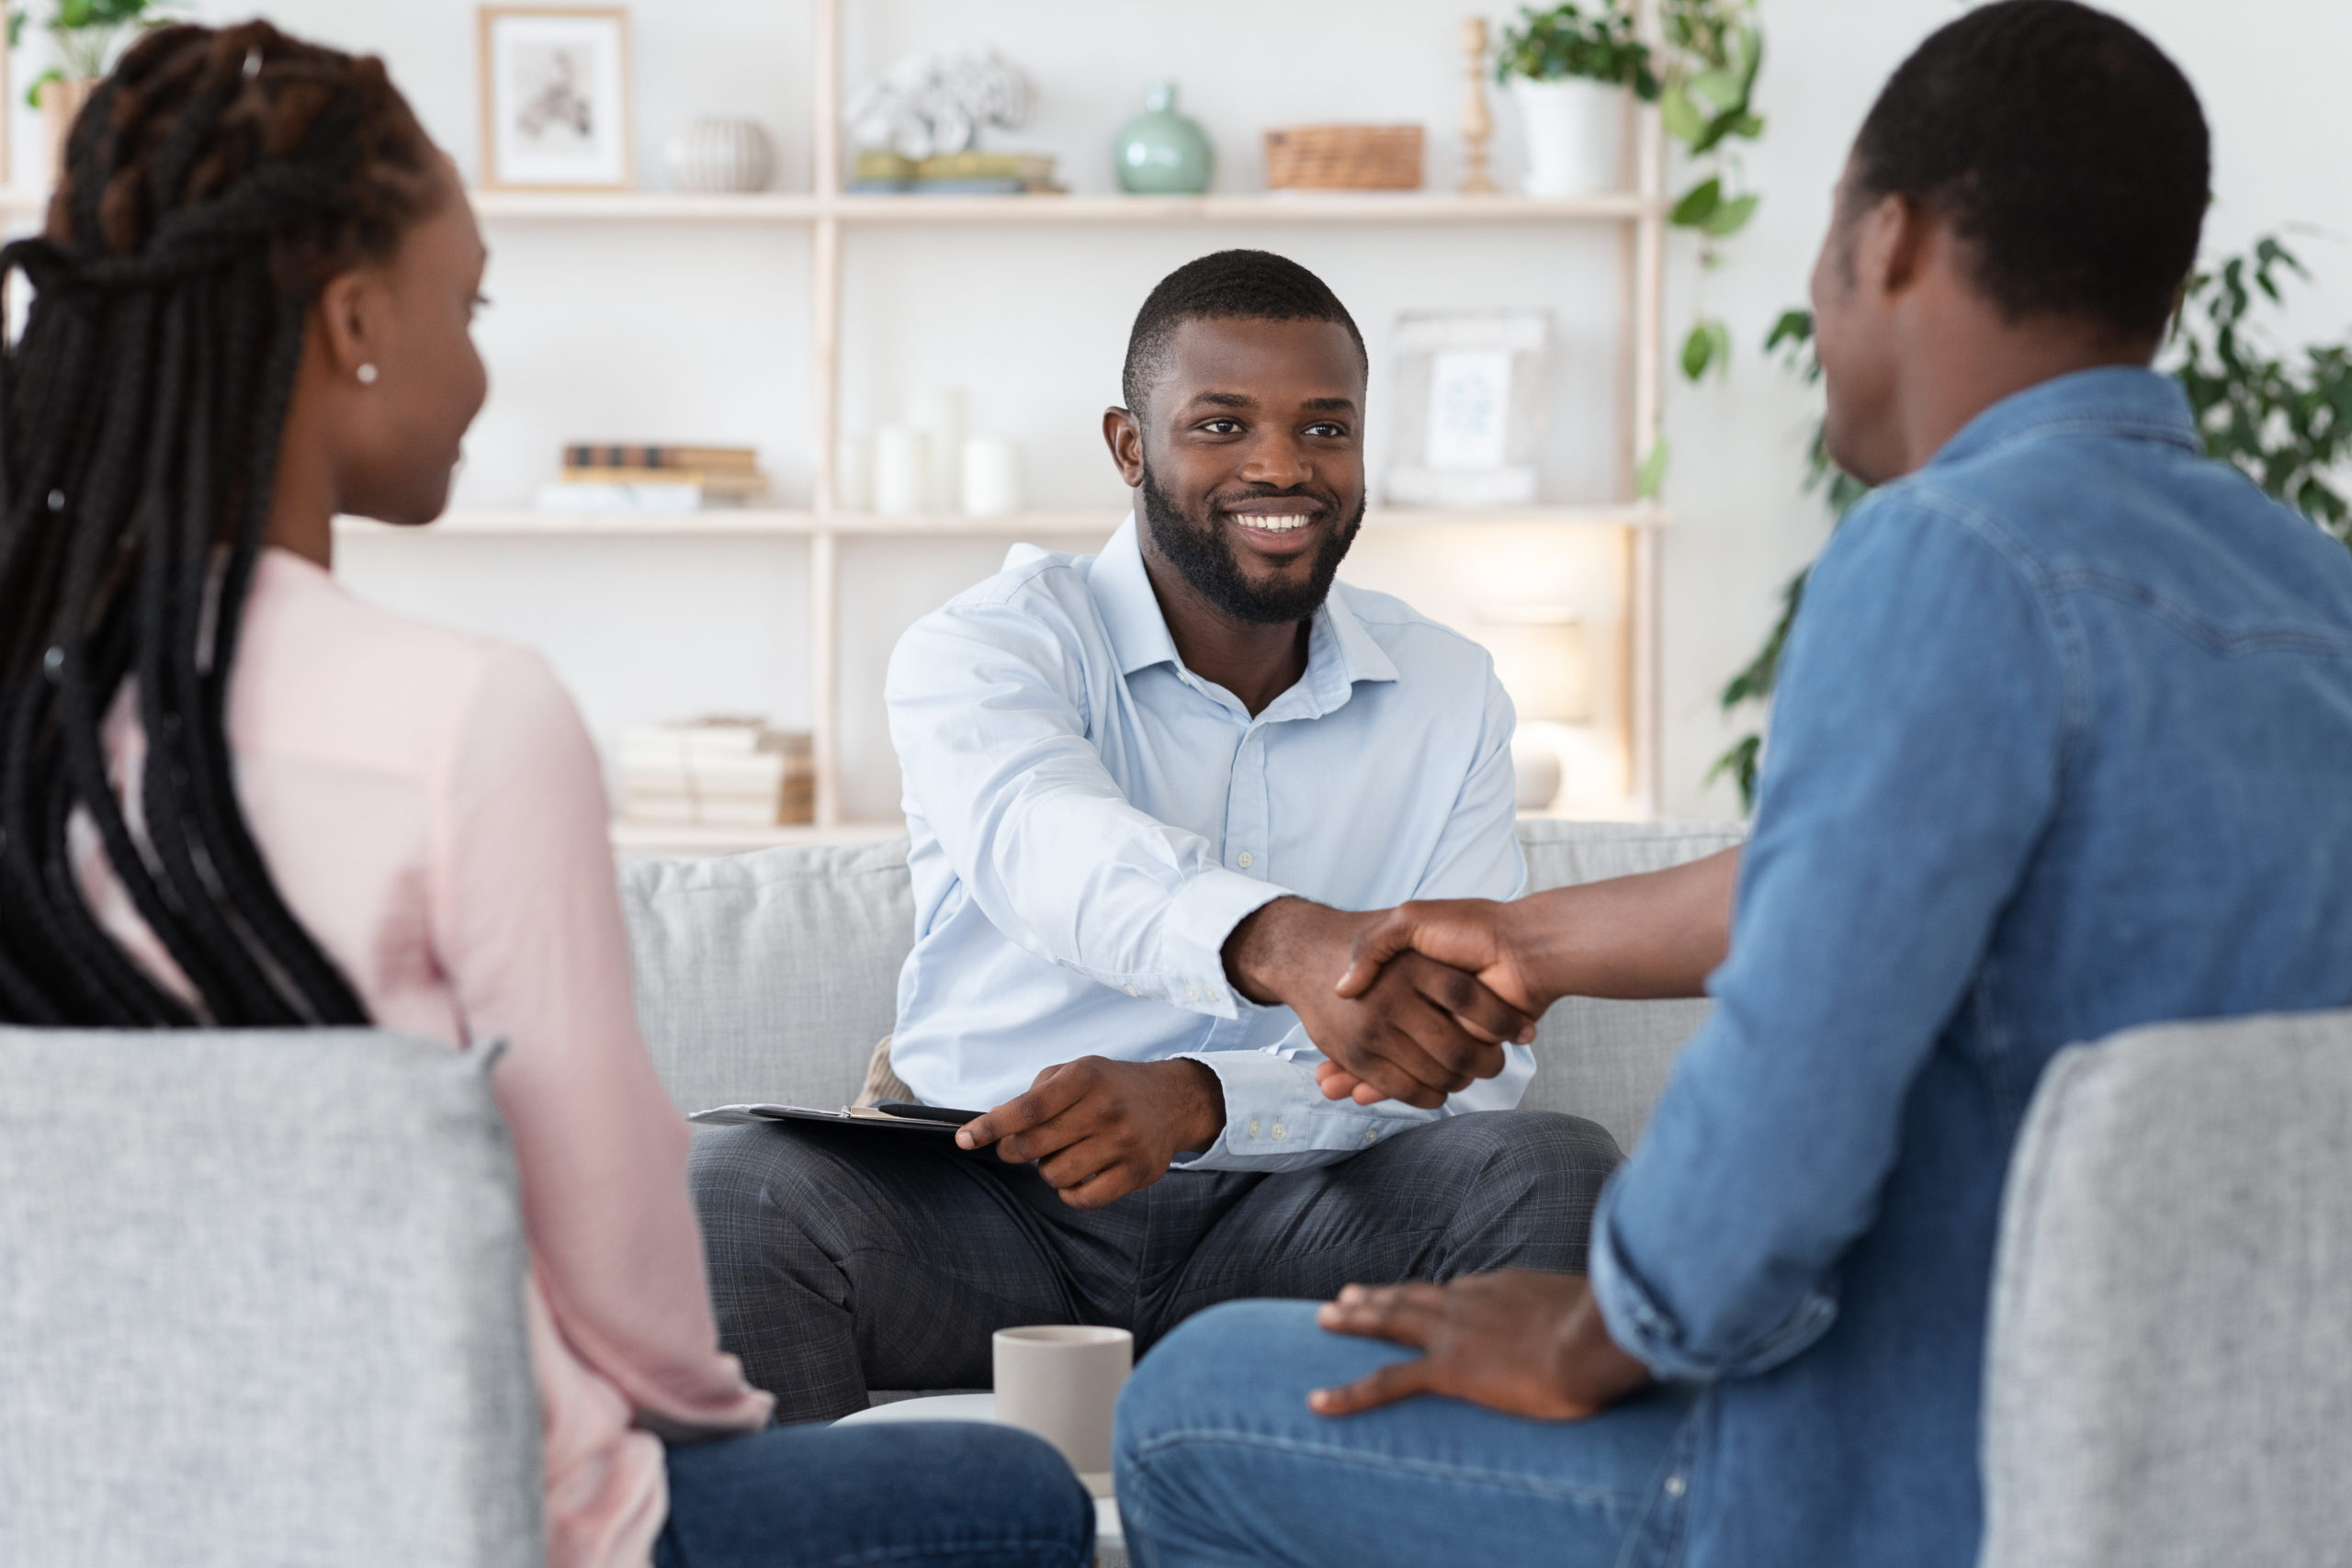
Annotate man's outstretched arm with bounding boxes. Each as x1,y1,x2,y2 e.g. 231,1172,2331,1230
1344,848,1741,1015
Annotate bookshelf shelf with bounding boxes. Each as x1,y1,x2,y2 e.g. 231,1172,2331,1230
6,185,1665,228
335,502,1669,541
461,188,1662,225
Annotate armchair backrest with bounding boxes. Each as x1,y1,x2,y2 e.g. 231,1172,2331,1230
0,1028,543,1568
1981,1009,2352,1568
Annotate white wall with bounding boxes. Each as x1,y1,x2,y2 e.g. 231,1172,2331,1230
15,1,2348,819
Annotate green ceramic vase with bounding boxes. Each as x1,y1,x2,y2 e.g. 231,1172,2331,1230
1114,80,1215,196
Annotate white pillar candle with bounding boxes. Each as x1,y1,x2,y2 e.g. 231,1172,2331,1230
908,387,966,512
961,437,1023,518
873,425,930,517
834,434,871,512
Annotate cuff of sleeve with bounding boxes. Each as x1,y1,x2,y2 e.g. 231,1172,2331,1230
1588,1177,1840,1382
1168,1050,1402,1171
1155,869,1292,1021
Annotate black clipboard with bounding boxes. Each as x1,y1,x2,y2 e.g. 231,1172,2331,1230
688,1099,983,1136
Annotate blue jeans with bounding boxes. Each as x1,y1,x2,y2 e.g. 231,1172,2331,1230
1114,1302,1702,1568
656,1419,1093,1568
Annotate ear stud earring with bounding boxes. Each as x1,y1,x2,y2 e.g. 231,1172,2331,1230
356,364,379,385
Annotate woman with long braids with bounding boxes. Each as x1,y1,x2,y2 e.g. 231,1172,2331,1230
1,22,1090,1568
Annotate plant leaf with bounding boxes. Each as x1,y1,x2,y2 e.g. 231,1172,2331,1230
1636,437,1670,500
1687,68,1744,114
1763,308,1813,354
1669,175,1722,229
1702,192,1759,237
1659,84,1705,143
1681,322,1717,380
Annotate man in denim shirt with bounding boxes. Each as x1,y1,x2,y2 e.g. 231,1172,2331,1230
1114,6,2352,1566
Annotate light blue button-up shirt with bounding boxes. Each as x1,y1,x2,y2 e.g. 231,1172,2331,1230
883,517,1532,1170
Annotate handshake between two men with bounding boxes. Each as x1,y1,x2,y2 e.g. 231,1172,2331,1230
955,851,1739,1211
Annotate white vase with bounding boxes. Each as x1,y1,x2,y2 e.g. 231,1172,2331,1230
1510,77,1626,197
664,117,776,194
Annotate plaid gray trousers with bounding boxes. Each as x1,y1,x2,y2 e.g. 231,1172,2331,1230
689,1108,1624,1424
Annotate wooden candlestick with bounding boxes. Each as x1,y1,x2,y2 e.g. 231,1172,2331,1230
1460,17,1498,195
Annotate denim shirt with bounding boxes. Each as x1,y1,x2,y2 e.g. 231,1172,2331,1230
1589,368,2352,1568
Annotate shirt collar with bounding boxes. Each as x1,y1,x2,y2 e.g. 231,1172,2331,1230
1928,366,2200,472
1089,513,1399,709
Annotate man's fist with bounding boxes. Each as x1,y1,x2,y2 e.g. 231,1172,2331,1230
956,1055,1226,1210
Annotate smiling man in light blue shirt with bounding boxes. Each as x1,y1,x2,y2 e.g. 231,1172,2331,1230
692,251,1623,1422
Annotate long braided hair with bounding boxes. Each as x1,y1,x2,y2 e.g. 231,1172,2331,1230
0,22,440,1027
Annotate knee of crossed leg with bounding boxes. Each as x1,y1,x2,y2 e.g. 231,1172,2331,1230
1405,1111,1626,1276
684,1126,822,1262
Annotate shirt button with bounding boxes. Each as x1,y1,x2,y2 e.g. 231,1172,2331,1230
1125,986,1139,998
1664,1474,1687,1498
1248,1119,1262,1137
1184,983,1198,1002
1236,851,1253,869
1362,1130,1379,1145
1271,1123,1287,1140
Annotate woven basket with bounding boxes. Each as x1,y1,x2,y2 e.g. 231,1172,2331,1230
1263,125,1425,191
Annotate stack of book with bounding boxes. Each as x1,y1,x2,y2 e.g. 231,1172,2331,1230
540,444,771,513
617,719,814,829
851,150,1061,196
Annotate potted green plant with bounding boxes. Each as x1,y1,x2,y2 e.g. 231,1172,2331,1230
1495,1,1658,197
11,1,174,176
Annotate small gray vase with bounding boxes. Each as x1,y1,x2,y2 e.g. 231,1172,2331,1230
1113,81,1214,196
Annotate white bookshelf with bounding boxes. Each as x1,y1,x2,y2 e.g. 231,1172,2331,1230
12,0,1675,855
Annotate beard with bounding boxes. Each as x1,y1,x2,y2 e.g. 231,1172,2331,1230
1136,460,1365,626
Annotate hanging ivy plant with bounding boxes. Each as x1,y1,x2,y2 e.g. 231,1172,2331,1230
1659,0,1766,388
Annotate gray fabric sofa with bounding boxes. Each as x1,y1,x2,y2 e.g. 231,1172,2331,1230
619,818,1747,1154
0,1028,542,1568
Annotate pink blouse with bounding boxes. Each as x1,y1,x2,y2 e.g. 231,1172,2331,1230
74,548,774,1568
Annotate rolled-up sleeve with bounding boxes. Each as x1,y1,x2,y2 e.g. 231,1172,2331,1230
1175,666,1534,1171
1591,491,2071,1377
888,592,1287,1018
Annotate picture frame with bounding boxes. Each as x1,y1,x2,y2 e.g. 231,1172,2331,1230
477,6,634,192
1383,308,1554,509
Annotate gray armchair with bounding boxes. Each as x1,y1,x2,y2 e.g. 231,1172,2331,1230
0,1028,543,1568
1981,1009,2352,1568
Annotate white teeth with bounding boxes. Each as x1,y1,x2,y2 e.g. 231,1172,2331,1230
1242,514,1311,533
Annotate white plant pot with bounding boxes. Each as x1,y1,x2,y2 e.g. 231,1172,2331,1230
1510,76,1626,197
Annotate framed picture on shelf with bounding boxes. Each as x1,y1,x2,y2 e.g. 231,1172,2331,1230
477,6,633,191
1383,308,1553,509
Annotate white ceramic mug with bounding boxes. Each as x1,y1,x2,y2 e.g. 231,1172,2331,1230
993,1325,1133,1495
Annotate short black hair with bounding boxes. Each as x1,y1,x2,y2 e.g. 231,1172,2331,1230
1121,249,1368,415
1850,0,2209,340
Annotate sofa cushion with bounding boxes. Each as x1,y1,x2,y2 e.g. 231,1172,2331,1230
622,838,916,1118
622,820,1743,1150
